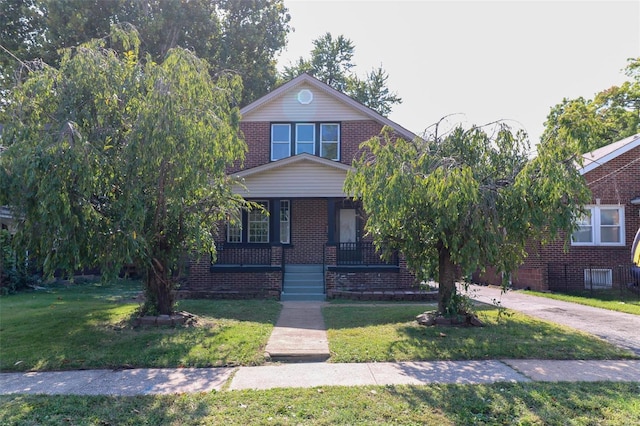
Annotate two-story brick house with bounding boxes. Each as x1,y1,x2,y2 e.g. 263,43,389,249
184,73,422,300
476,133,640,291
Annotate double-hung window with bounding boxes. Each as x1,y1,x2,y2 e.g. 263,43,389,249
280,200,290,244
320,123,340,160
248,202,270,243
572,205,625,246
271,123,340,161
295,124,315,155
227,222,242,243
271,124,291,161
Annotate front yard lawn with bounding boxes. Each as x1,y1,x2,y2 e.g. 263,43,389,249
324,304,637,362
0,280,281,372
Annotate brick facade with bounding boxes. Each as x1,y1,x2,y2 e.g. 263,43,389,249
182,75,418,299
480,143,640,292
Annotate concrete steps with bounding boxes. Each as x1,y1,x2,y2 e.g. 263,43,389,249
281,264,325,302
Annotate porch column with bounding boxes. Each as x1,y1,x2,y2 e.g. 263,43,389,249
271,198,281,245
327,197,336,244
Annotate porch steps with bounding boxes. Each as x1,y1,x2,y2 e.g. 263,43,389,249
281,264,325,302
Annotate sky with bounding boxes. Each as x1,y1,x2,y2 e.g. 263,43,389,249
276,0,640,144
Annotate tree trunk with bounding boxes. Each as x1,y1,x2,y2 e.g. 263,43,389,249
144,259,174,315
437,245,457,316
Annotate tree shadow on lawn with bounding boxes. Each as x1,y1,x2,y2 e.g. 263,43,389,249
383,382,639,425
389,311,638,361
2,298,282,372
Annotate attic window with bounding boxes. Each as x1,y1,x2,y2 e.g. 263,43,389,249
297,89,313,105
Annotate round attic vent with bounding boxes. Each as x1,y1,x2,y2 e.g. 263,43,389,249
297,89,313,105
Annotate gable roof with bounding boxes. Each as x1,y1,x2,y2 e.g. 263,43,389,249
579,133,640,175
240,73,418,141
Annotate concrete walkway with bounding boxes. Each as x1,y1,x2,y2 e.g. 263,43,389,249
4,360,640,394
264,301,330,362
466,285,640,355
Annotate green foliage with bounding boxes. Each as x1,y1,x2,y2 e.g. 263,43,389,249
0,27,247,314
0,0,291,105
345,121,591,315
280,32,402,116
0,229,38,294
542,57,640,152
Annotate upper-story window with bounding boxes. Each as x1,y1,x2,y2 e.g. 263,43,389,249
296,123,315,155
571,205,625,246
271,122,340,161
271,124,291,161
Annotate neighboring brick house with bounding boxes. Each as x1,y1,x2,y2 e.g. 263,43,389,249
184,74,421,300
476,133,640,291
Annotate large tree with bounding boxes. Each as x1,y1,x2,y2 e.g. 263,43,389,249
542,57,640,153
0,0,291,105
280,32,401,116
345,122,590,315
0,27,247,315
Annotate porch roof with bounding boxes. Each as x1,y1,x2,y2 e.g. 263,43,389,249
231,153,353,198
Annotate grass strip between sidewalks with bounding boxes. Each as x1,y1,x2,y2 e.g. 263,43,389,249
2,382,640,425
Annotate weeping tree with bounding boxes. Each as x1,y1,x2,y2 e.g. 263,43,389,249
345,121,591,316
0,27,247,315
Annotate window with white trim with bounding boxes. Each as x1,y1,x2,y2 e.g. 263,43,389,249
280,200,290,244
248,201,270,243
320,123,340,160
270,123,340,161
271,124,291,161
226,222,242,243
572,205,625,246
295,123,315,155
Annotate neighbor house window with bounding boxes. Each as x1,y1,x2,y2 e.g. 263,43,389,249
320,123,340,160
295,124,315,155
280,200,290,244
572,205,624,246
248,201,269,243
271,124,291,160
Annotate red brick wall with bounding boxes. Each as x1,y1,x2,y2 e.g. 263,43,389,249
516,144,640,291
286,198,327,264
184,254,282,299
235,120,385,172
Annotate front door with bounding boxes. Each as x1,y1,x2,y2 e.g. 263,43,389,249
339,209,357,244
338,208,360,263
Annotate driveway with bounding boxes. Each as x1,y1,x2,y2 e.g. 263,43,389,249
467,285,640,356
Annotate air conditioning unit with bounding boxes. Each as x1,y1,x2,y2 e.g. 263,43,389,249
584,269,612,289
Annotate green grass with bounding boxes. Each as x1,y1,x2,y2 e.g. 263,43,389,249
0,280,281,372
524,288,640,315
324,305,636,362
2,382,640,425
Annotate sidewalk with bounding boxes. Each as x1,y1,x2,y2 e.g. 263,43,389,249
4,360,640,395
